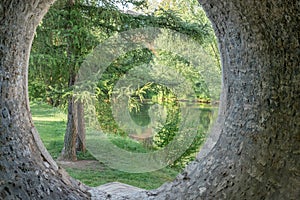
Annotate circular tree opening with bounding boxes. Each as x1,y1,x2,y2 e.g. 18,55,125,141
28,0,221,190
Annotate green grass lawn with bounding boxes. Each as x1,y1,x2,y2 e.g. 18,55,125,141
31,102,66,159
30,102,180,189
66,167,178,188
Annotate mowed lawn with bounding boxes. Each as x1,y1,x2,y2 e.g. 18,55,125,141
30,102,180,189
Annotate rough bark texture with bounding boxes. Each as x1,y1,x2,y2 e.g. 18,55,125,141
0,0,299,199
60,95,78,161
76,101,86,153
60,97,86,161
0,1,89,199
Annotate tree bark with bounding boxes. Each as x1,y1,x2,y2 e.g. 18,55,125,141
0,1,89,199
76,101,86,153
0,0,299,199
60,94,78,161
60,68,87,160
60,92,86,161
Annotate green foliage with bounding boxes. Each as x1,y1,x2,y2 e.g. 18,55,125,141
153,102,180,148
96,92,217,169
151,100,217,169
30,0,221,169
108,134,149,153
29,0,218,108
95,98,127,135
93,41,219,168
168,106,215,168
28,78,48,102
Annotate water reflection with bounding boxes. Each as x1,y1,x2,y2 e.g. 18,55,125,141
116,100,218,150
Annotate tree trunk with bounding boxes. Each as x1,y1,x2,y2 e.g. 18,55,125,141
60,94,78,161
60,74,86,160
76,101,86,153
59,0,86,161
60,94,86,161
0,0,299,199
0,0,89,199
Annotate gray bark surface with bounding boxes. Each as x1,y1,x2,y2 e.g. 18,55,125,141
60,95,78,161
76,101,86,152
60,96,86,161
0,1,89,199
0,0,299,199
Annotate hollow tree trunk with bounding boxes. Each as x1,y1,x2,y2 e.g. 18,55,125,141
0,0,299,199
0,1,89,199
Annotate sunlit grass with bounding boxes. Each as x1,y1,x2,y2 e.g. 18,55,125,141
30,102,66,159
